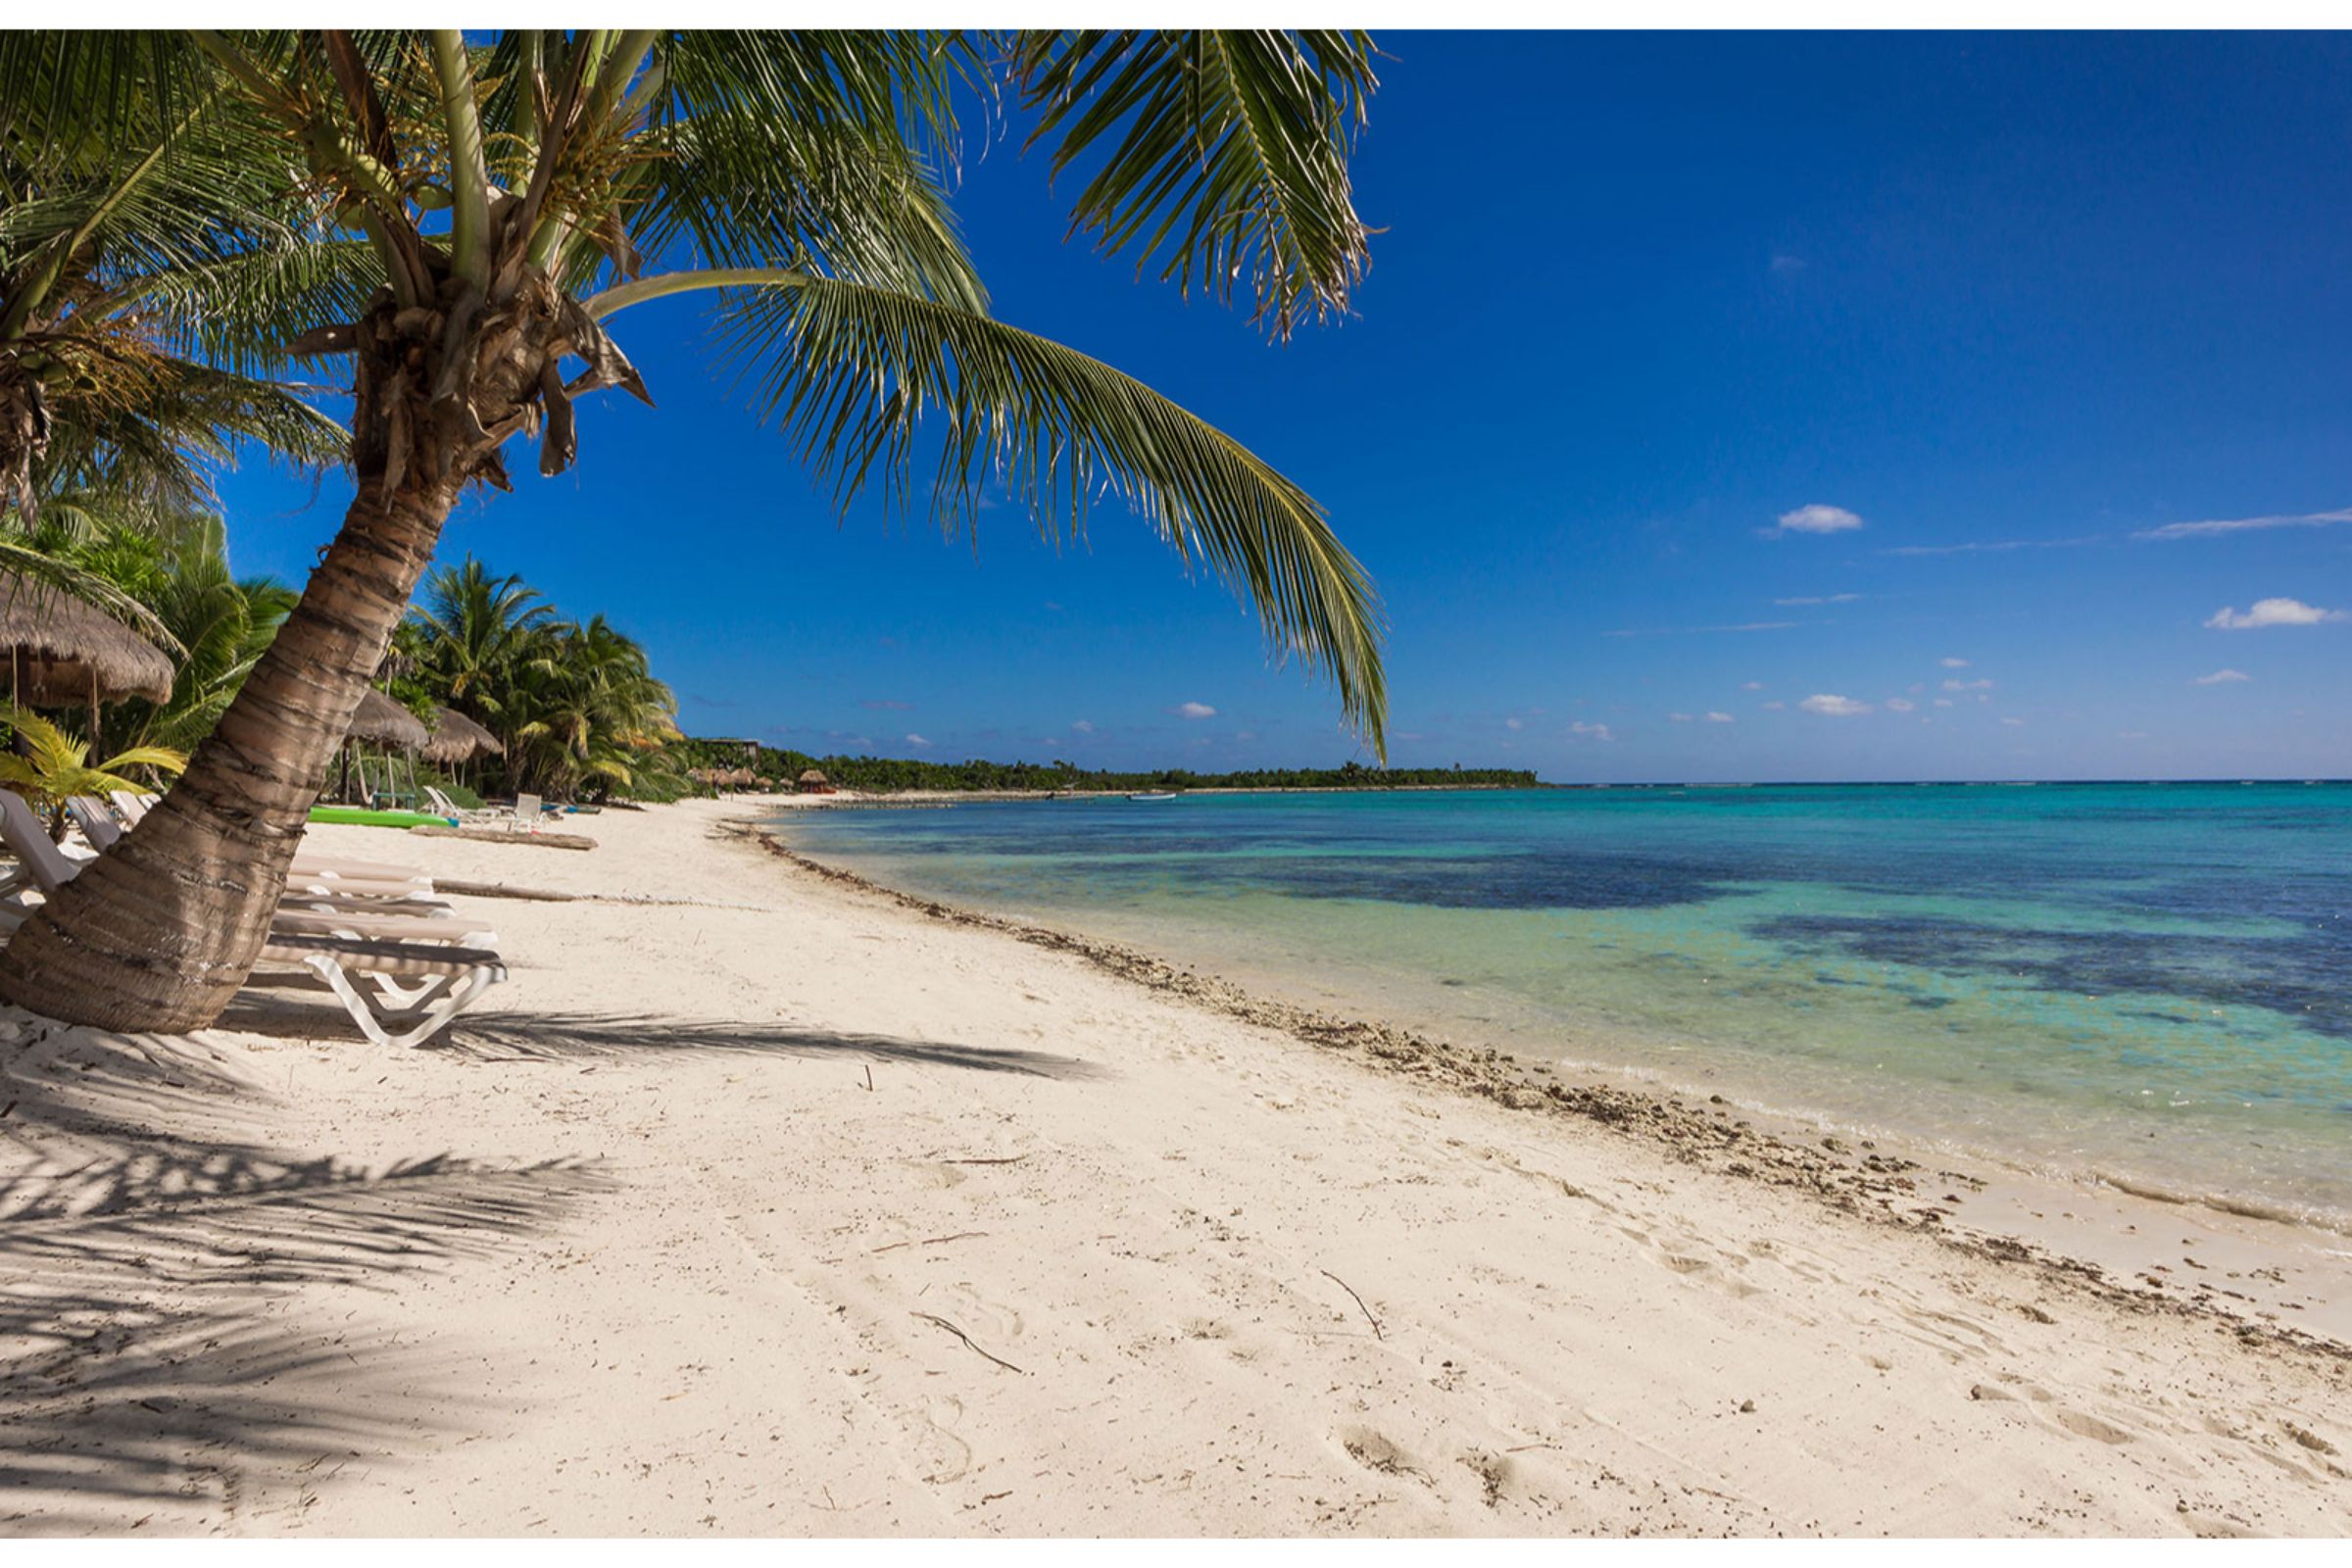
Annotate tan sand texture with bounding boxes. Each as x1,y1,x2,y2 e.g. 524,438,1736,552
3,798,2346,1536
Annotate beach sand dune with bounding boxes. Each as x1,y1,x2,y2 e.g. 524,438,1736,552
3,799,2345,1537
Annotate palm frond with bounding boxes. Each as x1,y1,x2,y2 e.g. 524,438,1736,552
1007,30,1377,338
693,270,1386,753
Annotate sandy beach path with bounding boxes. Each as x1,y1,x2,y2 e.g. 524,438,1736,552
3,798,2346,1537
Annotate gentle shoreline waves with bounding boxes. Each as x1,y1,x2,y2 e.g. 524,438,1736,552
776,782,2352,1238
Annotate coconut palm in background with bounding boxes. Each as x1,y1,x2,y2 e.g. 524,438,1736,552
402,558,681,800
0,29,1389,1031
58,514,300,754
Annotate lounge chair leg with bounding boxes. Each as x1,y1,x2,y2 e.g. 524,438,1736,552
302,956,500,1050
368,971,454,1009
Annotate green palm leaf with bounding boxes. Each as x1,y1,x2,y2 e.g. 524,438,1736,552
1007,30,1377,338
608,268,1385,754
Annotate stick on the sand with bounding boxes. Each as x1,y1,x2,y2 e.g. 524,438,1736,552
912,1311,1026,1374
1321,1268,1384,1340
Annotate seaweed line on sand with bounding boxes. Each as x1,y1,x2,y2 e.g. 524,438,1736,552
731,819,2349,1370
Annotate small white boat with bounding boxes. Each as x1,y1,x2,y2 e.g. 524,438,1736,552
1127,791,1178,802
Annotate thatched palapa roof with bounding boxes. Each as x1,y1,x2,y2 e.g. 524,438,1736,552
422,706,503,763
798,768,829,786
0,570,174,707
346,688,430,749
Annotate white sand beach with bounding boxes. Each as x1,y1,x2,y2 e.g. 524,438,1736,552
3,797,2347,1537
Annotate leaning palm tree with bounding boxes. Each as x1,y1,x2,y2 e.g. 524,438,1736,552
0,30,1389,1032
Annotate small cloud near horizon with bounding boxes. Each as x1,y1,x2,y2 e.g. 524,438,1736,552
1740,680,1764,691
905,733,931,747
1799,693,1871,716
2205,598,2345,630
2137,506,2352,541
1569,720,1614,742
1604,620,1799,638
1703,710,1735,723
1070,719,1095,733
1886,697,1916,712
2193,668,2252,685
1669,712,1693,722
859,699,913,711
1761,700,1787,710
1770,504,1864,537
2000,716,2027,727
1943,677,1994,692
1772,592,1862,606
1170,701,1217,719
1882,536,2102,558
1939,657,1970,668
1505,716,1525,730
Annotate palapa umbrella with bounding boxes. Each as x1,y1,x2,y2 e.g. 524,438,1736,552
336,689,430,806
421,706,502,764
0,570,175,754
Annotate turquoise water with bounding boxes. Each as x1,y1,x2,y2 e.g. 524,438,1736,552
774,784,2352,1229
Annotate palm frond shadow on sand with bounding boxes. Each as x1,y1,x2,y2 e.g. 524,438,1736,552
0,1021,611,1532
220,988,1111,1081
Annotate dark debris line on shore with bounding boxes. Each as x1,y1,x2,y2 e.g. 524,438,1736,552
728,820,2349,1369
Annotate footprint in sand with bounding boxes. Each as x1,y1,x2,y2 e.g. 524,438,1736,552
1457,1447,1513,1508
2052,1408,2134,1446
1337,1425,1428,1486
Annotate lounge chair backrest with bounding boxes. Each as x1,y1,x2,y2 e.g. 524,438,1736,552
515,792,540,828
0,789,79,894
66,796,122,850
424,785,459,815
110,790,156,825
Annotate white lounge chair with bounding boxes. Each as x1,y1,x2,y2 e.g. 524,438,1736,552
96,793,438,895
3,791,506,1049
423,784,506,824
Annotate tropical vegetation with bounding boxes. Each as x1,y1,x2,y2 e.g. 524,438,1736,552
0,704,184,837
674,742,1537,796
397,558,682,802
0,29,1390,1032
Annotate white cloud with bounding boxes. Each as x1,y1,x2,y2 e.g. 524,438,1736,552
1939,657,1970,668
1943,677,1994,692
1881,535,2103,557
1070,719,1095,733
1740,680,1764,691
2205,598,2345,630
1772,592,1863,606
2136,506,2352,541
1603,620,1799,638
2193,668,2251,685
905,733,931,748
1704,711,1735,724
1771,504,1864,536
1169,702,1217,719
1505,716,1524,730
1885,697,1916,712
1799,693,1871,716
1669,711,1694,722
2000,716,2026,727
1569,721,1615,742
1932,697,1954,708
1761,700,1787,711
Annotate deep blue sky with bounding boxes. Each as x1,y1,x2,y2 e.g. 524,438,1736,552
218,32,2352,781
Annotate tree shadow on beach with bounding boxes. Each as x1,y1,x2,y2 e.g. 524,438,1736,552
217,990,1109,1082
0,1020,610,1533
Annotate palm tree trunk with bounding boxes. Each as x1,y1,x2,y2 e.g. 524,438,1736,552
0,468,463,1031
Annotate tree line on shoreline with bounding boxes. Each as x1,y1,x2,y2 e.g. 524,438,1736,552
674,741,1537,795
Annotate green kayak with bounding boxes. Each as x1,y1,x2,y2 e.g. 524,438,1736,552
306,806,453,829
